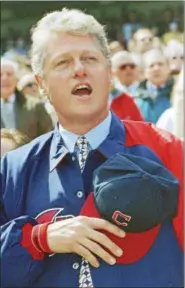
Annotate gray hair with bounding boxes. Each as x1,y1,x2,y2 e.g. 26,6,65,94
111,51,136,70
30,8,111,76
142,48,168,68
1,58,19,76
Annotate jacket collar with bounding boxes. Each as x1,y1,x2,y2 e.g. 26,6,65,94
49,112,126,172
49,124,69,172
97,112,126,158
136,77,174,100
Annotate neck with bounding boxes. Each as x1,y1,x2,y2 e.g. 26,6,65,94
1,93,13,101
151,80,167,87
58,109,109,135
122,81,133,87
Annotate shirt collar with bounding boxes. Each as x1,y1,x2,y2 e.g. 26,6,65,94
1,93,16,103
115,80,139,94
59,111,112,152
124,81,139,90
147,81,166,90
49,111,125,172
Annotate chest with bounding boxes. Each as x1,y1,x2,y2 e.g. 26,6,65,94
12,144,166,222
13,151,105,221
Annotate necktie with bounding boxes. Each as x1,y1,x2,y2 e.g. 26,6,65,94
75,136,91,171
74,136,94,288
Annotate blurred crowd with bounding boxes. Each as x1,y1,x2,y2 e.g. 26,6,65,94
0,8,184,156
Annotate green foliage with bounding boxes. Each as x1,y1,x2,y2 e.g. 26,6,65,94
1,1,184,39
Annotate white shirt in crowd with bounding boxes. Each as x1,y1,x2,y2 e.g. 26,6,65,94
156,108,174,133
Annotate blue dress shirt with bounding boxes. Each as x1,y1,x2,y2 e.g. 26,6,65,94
59,111,112,152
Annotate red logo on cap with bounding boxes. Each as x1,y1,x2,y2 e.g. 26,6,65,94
112,211,131,227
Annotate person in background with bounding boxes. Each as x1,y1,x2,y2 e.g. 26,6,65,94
157,66,184,140
109,51,144,121
17,73,40,98
135,48,174,123
1,128,30,157
1,8,183,288
173,66,184,140
131,53,145,82
164,40,184,77
3,40,18,61
111,51,141,97
1,58,53,139
14,37,27,56
108,41,124,56
18,73,58,126
162,22,183,45
157,8,175,36
128,28,163,54
121,11,141,46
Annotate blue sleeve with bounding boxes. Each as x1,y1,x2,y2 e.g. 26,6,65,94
0,155,46,287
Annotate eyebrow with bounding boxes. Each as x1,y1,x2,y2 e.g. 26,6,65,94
148,61,165,66
52,50,100,61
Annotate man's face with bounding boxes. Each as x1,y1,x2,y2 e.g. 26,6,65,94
168,55,183,75
1,64,17,99
114,61,137,86
36,32,111,124
23,83,39,97
135,31,153,53
145,55,170,86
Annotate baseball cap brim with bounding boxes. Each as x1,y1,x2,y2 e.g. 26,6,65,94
80,193,160,264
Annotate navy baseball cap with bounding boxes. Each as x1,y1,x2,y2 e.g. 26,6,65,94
80,153,179,264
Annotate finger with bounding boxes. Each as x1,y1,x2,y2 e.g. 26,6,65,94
86,217,126,238
74,244,100,268
88,229,123,257
81,238,116,265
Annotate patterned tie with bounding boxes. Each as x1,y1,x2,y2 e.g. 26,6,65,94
74,136,94,288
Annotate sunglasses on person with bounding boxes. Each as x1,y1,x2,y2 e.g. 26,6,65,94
139,37,153,42
172,56,184,60
25,82,36,88
118,64,136,70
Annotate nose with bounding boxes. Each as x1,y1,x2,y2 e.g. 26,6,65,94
1,73,10,82
153,64,160,71
73,59,86,78
1,73,7,80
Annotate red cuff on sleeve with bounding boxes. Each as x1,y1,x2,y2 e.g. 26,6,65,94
21,223,45,260
36,223,53,254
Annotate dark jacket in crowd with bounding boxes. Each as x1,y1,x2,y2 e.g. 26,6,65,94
1,89,53,139
135,78,174,124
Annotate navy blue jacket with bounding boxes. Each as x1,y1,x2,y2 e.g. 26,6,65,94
1,113,183,287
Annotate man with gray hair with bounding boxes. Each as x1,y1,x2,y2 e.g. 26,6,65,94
1,8,183,288
1,58,53,139
109,51,144,121
164,40,184,76
111,50,141,96
135,48,174,123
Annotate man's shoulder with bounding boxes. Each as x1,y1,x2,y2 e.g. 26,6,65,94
15,89,44,109
123,120,177,147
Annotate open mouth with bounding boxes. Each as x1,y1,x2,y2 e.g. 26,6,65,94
72,84,92,97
